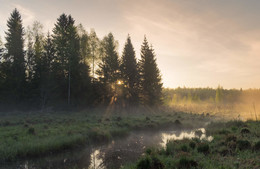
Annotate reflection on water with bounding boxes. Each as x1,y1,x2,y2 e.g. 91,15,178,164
2,128,213,169
89,149,103,169
160,128,213,147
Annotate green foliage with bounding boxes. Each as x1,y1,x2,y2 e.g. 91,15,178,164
197,143,210,154
121,35,139,105
181,144,189,152
237,140,251,150
189,141,196,149
178,157,198,169
1,8,26,106
254,141,260,151
136,156,164,169
139,37,162,106
137,156,152,169
166,141,175,155
97,32,120,103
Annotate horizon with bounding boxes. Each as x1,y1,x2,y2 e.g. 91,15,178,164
1,0,260,89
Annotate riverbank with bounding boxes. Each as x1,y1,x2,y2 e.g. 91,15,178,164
0,108,213,162
123,120,260,169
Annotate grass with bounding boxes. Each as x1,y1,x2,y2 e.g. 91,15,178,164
0,108,212,162
123,120,260,169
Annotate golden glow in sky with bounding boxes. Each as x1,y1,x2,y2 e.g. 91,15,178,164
1,0,260,89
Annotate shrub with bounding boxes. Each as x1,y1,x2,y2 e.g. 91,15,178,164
151,156,164,169
28,127,35,135
240,128,250,134
225,134,237,143
181,144,189,152
237,140,251,150
227,141,236,151
174,119,182,125
137,156,152,169
218,146,229,156
197,143,210,154
253,141,260,151
166,141,175,155
178,157,198,169
146,148,152,155
189,141,196,149
218,129,231,135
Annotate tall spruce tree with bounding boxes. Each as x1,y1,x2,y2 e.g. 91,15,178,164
121,35,139,105
4,8,26,104
97,33,120,102
53,14,91,106
139,37,162,105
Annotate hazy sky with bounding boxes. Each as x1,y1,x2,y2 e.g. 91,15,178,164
0,0,260,89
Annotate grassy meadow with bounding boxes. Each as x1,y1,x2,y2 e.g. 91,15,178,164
0,108,212,162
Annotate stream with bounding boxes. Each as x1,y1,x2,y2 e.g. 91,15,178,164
2,128,213,169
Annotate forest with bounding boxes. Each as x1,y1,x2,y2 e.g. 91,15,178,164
0,9,162,111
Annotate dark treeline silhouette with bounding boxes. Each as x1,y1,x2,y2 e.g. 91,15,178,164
0,9,163,111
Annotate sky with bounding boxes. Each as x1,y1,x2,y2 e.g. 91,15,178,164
0,0,260,89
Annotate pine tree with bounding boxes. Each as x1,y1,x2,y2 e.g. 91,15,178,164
97,33,120,102
139,36,162,106
121,35,139,105
3,8,26,104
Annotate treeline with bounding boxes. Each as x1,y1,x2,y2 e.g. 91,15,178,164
0,9,162,111
163,86,260,105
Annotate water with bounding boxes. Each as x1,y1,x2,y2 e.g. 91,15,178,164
2,128,212,169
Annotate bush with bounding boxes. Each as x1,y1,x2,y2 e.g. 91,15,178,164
174,119,182,125
197,143,209,154
218,129,231,135
137,156,152,169
151,156,164,169
225,134,237,143
218,146,229,156
240,128,250,134
253,141,260,151
166,141,175,155
181,144,189,152
237,140,251,150
227,141,236,151
178,157,198,169
146,148,152,155
28,127,35,135
189,141,196,149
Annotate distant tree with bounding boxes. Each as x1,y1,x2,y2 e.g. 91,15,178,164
3,8,26,105
77,24,90,64
120,35,139,105
215,85,223,104
139,36,163,106
97,33,120,103
89,29,100,81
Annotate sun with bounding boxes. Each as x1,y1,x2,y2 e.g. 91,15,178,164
117,80,122,85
